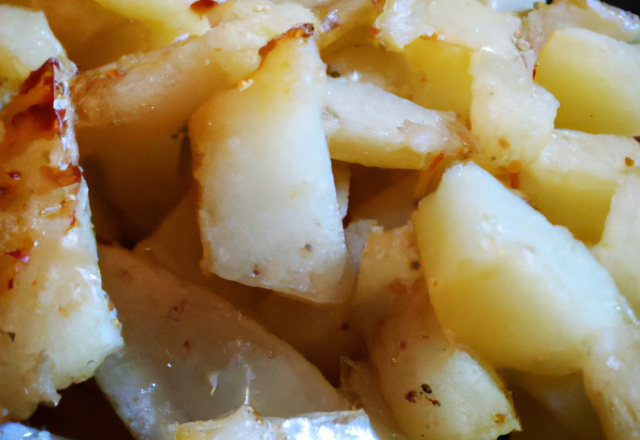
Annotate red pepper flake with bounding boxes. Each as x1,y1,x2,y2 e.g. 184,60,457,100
428,152,445,171
183,339,192,350
19,58,59,94
190,0,219,15
405,390,418,403
7,278,14,290
371,26,380,36
5,250,30,263
399,341,407,349
532,63,539,80
427,397,441,406
625,157,635,167
106,69,125,79
7,171,20,180
251,269,261,277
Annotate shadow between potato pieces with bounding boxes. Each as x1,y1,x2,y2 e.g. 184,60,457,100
28,379,135,440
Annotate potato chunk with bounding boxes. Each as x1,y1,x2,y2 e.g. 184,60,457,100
322,78,472,169
176,406,378,440
190,34,353,303
593,174,640,316
535,27,640,137
412,162,635,374
519,129,640,243
0,60,123,419
97,246,348,440
354,225,520,439
0,5,69,105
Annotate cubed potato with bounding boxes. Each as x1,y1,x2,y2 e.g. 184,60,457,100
535,27,640,137
0,60,123,419
592,174,640,316
374,0,520,54
401,37,473,122
519,129,640,244
190,35,353,303
97,246,348,440
322,78,472,169
412,162,635,374
470,49,559,165
355,225,520,440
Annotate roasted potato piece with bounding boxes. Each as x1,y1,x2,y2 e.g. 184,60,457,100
190,34,353,303
355,225,520,440
0,60,122,419
97,246,348,440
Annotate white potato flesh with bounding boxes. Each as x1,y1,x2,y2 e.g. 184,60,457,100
0,6,68,104
535,27,640,137
375,0,520,54
96,246,348,440
93,0,209,37
481,0,537,12
412,162,636,374
0,61,123,419
72,0,317,133
190,36,353,303
505,371,605,440
593,174,640,317
344,219,379,274
340,360,405,440
583,326,640,439
0,423,67,439
355,226,520,440
134,190,363,384
176,406,379,440
521,0,640,56
519,129,640,244
470,49,559,165
322,78,472,170
332,160,350,219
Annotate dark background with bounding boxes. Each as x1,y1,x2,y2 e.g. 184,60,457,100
606,0,639,15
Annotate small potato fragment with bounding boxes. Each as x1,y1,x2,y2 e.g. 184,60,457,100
470,49,559,166
583,326,640,440
176,406,379,440
593,174,640,316
0,423,68,439
191,35,353,303
0,60,123,419
0,6,69,104
374,0,520,55
535,27,640,137
93,0,209,38
519,129,640,244
521,0,640,56
412,162,635,374
355,225,520,440
97,246,348,440
322,78,472,169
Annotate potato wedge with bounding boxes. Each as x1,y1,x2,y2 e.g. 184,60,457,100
190,34,353,303
97,246,348,440
0,60,123,419
412,162,635,374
